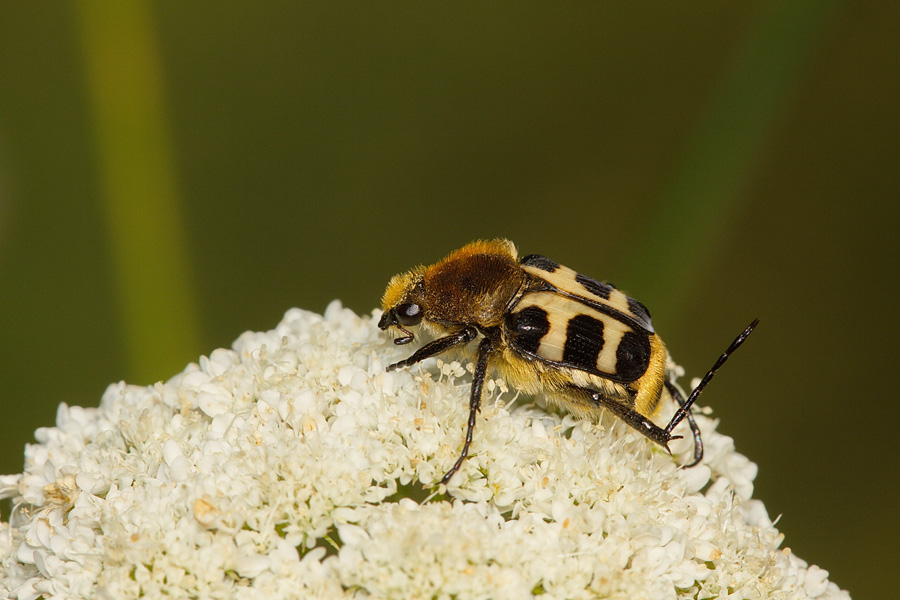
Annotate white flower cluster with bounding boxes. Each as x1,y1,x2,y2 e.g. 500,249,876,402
0,302,849,600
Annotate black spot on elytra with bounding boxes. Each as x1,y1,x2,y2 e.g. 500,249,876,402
575,273,613,301
506,305,550,354
615,330,651,381
520,254,559,273
562,314,605,370
627,297,652,323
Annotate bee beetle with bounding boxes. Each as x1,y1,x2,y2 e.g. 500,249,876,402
379,239,757,486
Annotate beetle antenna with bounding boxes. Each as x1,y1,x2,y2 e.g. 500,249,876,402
665,319,759,436
394,324,414,345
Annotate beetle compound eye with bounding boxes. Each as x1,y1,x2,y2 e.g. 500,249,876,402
396,303,423,326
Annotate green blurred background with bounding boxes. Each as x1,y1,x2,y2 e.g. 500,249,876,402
1,3,896,597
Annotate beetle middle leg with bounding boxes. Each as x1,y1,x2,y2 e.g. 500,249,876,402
439,336,493,487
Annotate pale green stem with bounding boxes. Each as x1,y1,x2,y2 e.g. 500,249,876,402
627,0,839,326
76,1,201,383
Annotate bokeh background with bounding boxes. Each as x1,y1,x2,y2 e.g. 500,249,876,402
1,3,896,597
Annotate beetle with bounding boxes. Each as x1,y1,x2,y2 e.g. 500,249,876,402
378,239,757,486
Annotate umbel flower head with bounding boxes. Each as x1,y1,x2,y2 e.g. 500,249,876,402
0,302,849,599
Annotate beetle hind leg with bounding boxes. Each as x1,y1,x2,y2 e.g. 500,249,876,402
564,385,679,453
661,319,759,467
665,380,703,467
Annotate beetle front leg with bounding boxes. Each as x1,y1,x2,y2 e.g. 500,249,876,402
386,327,477,372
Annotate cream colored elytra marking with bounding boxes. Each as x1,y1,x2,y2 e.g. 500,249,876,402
521,262,649,330
513,291,632,377
597,321,627,375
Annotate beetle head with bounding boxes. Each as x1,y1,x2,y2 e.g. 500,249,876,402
379,270,426,345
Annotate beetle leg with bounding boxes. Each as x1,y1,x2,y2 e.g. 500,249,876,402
386,327,478,372
566,385,680,453
665,380,703,467
439,336,493,487
663,319,759,444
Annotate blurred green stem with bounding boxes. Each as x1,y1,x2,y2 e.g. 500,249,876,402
626,1,838,327
77,1,202,383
